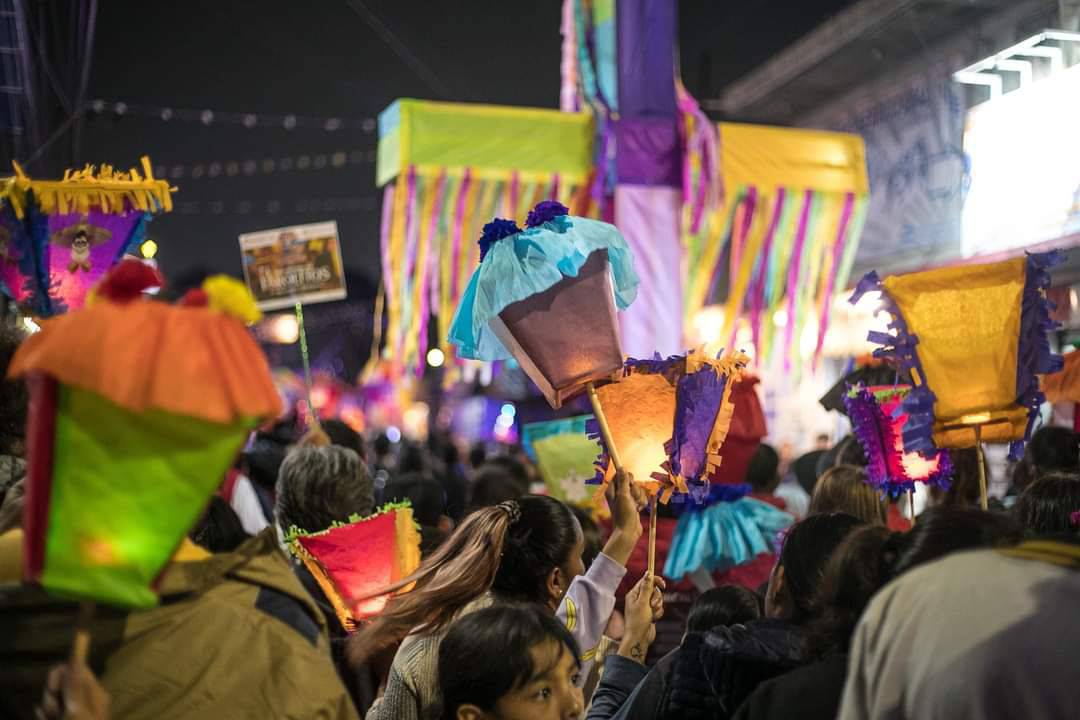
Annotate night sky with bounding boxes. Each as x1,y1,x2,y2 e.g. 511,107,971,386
78,0,856,294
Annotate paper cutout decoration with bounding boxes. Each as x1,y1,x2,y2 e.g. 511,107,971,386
10,262,280,607
522,415,604,508
844,384,953,497
5,157,173,316
288,503,422,630
664,495,794,581
588,350,749,501
448,201,639,408
851,252,1062,460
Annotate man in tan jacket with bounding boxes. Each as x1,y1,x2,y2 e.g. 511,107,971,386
0,529,359,720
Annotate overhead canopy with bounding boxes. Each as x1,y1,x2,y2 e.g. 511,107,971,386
376,99,594,187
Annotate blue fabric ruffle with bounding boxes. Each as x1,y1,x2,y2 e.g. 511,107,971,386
663,496,794,581
448,215,639,360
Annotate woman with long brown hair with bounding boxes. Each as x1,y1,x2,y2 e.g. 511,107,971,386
808,465,888,526
352,470,647,720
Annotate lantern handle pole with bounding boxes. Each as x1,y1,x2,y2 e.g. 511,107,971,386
70,600,95,665
586,382,659,575
908,489,916,525
974,423,988,511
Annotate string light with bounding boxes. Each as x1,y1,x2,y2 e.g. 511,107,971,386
168,195,378,216
87,99,377,133
151,148,375,182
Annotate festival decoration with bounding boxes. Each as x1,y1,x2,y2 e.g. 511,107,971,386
664,491,794,581
0,177,47,315
287,503,422,630
522,415,604,509
372,15,868,385
5,157,174,315
852,252,1062,460
588,350,749,502
1041,349,1080,404
844,384,953,497
11,261,280,607
448,201,638,408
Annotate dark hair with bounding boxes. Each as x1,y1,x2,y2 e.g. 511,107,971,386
0,324,27,457
384,472,447,527
373,433,392,458
321,418,366,462
805,525,894,657
438,605,580,720
274,446,374,534
1027,426,1080,478
835,436,868,467
470,461,529,509
469,442,488,469
189,495,250,553
1013,472,1080,537
686,585,761,634
349,494,580,664
746,443,780,493
893,505,1022,574
486,456,531,492
808,465,886,525
242,420,295,491
570,506,601,570
778,512,864,622
929,447,988,507
793,450,826,495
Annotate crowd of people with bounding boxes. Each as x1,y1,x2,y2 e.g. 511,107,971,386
1,313,1079,719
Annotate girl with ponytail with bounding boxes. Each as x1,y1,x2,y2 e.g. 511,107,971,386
352,470,648,720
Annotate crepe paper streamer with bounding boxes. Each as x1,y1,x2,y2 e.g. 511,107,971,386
844,384,953,497
852,252,1063,461
11,263,279,607
522,416,607,513
3,157,174,316
587,349,750,503
288,503,422,630
664,496,794,581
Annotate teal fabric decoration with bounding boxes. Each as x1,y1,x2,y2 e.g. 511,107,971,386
448,215,639,361
663,496,794,580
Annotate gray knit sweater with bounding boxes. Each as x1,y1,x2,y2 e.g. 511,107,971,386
366,551,626,720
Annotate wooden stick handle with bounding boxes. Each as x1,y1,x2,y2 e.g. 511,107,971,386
974,424,988,511
647,495,658,577
909,489,916,526
586,382,623,472
70,601,95,665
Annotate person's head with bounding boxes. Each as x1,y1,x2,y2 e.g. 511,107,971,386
0,324,28,458
808,465,886,525
792,450,826,496
1026,426,1080,480
470,461,530,509
399,442,428,474
349,495,583,665
469,442,488,470
746,443,781,494
835,436,868,467
486,456,531,493
274,445,374,534
384,472,452,555
1013,472,1080,537
320,418,366,463
765,512,864,622
892,505,1022,574
929,447,988,508
241,420,294,491
438,605,583,720
189,495,250,553
568,506,601,570
685,585,761,636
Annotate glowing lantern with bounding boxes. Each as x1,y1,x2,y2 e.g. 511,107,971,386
845,384,952,496
448,201,639,408
588,350,749,501
288,504,421,629
11,262,280,607
852,252,1062,459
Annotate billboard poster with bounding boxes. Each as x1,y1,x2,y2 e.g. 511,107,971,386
239,221,346,310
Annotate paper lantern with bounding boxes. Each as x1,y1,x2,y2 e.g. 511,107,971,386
522,415,605,510
288,504,421,630
448,201,639,408
588,350,749,501
10,263,280,607
851,252,1062,459
6,157,173,316
845,384,952,496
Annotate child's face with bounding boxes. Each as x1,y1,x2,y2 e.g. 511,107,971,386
489,641,583,720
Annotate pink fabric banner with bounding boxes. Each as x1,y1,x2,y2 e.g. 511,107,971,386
614,185,682,358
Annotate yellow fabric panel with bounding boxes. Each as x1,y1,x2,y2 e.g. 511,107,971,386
884,258,1026,425
719,122,868,195
378,99,594,186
